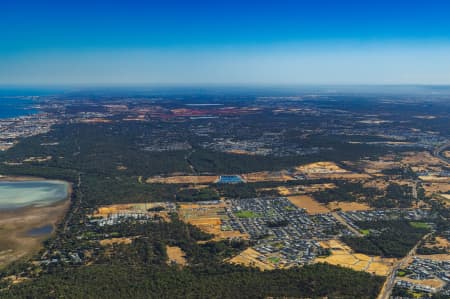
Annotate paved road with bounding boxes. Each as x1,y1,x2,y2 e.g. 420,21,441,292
377,232,432,299
63,172,82,232
185,148,198,174
433,141,450,165
331,212,363,237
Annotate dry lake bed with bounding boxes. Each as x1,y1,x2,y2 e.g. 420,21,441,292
0,179,70,268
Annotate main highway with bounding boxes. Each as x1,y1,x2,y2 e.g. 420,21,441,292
433,141,450,165
377,232,433,299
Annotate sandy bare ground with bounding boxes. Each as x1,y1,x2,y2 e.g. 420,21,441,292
146,161,369,185
260,183,337,197
359,160,401,174
415,254,450,261
422,236,450,253
0,175,48,182
363,179,389,190
295,161,348,173
422,182,450,196
327,201,372,212
287,195,330,214
0,200,70,268
310,173,371,180
419,175,450,183
178,202,249,240
99,237,134,246
397,277,445,289
241,171,295,183
93,202,173,222
166,246,187,266
315,239,396,276
402,151,443,166
146,175,219,184
228,248,274,270
294,161,370,179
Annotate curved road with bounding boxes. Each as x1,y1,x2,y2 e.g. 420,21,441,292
433,141,450,165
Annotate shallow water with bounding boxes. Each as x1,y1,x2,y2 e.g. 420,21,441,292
0,98,37,119
27,224,54,236
0,180,69,209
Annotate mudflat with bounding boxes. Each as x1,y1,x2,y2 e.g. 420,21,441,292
0,180,69,209
0,178,71,269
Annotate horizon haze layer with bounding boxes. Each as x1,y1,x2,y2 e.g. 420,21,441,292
2,1,450,85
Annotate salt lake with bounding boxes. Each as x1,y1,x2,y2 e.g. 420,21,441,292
0,180,69,209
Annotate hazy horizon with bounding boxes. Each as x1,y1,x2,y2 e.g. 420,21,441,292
2,1,450,85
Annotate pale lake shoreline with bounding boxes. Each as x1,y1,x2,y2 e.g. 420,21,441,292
0,176,72,268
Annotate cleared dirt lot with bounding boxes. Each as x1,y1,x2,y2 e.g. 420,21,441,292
146,175,218,184
360,160,401,174
315,239,396,276
166,245,187,266
287,195,330,214
228,248,274,271
397,277,445,289
295,161,370,179
422,183,450,196
327,201,372,212
295,161,348,174
258,183,336,197
99,237,134,246
402,151,443,166
444,151,450,159
241,171,295,183
422,236,450,253
93,202,173,222
178,202,248,241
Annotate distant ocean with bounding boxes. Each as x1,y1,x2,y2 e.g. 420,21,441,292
0,98,38,119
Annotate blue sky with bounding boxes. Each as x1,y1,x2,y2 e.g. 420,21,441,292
1,0,450,85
